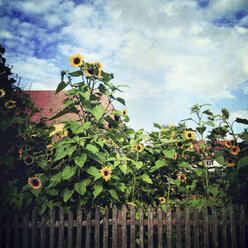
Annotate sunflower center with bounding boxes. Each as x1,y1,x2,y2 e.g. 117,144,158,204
32,179,39,186
88,69,94,75
74,58,80,65
228,159,233,163
26,156,33,164
177,142,183,147
188,133,192,137
104,171,109,176
233,148,236,152
114,115,120,122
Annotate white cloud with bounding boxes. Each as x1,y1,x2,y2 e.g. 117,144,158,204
45,14,62,29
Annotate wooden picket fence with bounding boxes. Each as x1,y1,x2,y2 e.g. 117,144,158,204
0,204,247,248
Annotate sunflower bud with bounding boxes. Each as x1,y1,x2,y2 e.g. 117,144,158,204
221,108,229,120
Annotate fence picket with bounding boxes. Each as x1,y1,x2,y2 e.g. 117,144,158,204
139,206,144,248
14,213,19,248
5,213,11,248
22,212,29,248
41,215,46,248
176,206,181,248
130,205,136,248
49,208,56,248
148,205,154,248
185,206,190,248
193,206,199,248
157,206,163,248
95,207,100,248
58,207,64,248
239,205,245,248
112,205,118,248
221,206,227,248
166,205,172,248
31,209,37,248
211,206,218,248
121,204,127,248
76,207,82,248
85,210,91,248
230,205,237,248
68,209,74,248
103,206,109,248
202,206,209,248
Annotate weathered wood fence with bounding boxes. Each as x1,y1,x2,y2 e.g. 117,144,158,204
0,204,247,248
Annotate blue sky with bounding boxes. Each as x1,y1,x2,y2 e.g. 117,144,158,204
1,0,248,134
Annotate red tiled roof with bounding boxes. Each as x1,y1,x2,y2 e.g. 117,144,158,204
24,90,114,125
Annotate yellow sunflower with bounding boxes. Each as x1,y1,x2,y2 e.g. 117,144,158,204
178,173,187,182
230,145,240,155
84,62,95,77
159,197,166,204
19,148,23,158
122,109,127,117
106,123,113,131
100,166,112,181
135,143,143,152
120,137,124,143
5,100,16,109
185,143,194,151
47,144,53,149
184,130,195,140
173,152,178,160
169,124,174,128
225,157,235,167
24,155,34,165
113,112,121,122
46,149,53,156
70,54,84,67
170,131,175,140
225,140,232,148
0,89,5,98
28,177,42,189
176,141,183,148
95,62,103,78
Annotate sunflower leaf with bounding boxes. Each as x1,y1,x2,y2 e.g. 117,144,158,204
215,157,226,165
109,189,120,202
116,97,125,106
62,188,74,203
74,153,87,168
86,166,100,176
238,156,248,170
163,148,175,159
68,70,82,77
56,81,68,94
62,166,77,180
93,185,103,198
74,182,86,196
141,174,153,184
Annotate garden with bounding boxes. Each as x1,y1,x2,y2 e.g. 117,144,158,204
0,44,247,247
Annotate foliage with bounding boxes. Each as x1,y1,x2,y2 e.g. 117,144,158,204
1,46,247,216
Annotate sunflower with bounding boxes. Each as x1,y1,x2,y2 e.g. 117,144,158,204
170,131,175,140
120,137,124,143
178,173,187,182
225,157,235,167
0,89,5,98
185,143,194,151
60,130,68,138
24,155,34,165
46,149,53,156
159,197,166,204
70,54,84,67
176,141,183,148
184,130,195,140
46,155,52,162
230,145,240,155
28,177,42,189
135,144,143,152
19,148,23,158
47,144,53,149
84,62,95,77
122,109,127,117
5,100,16,109
106,123,113,131
100,166,112,181
95,62,103,78
225,140,232,148
169,124,174,128
113,112,121,122
50,123,65,136
173,152,178,160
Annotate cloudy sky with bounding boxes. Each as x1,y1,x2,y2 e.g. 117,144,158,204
1,0,248,133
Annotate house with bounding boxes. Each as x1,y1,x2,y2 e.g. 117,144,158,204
24,90,114,125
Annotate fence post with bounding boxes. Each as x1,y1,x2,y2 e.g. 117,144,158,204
148,205,154,248
139,206,144,248
41,214,46,248
239,205,245,248
22,212,29,248
49,208,56,248
157,206,163,248
211,206,218,248
112,205,118,248
202,206,209,248
14,213,19,248
130,205,136,248
166,205,172,248
31,209,37,248
230,205,237,248
185,206,191,248
68,209,74,248
121,205,127,248
176,205,181,248
221,206,227,248
76,207,82,248
95,207,100,248
58,207,64,248
193,206,199,248
103,206,109,248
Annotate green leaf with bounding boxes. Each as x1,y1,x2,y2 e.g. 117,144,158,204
153,123,162,129
155,160,166,167
135,161,143,169
179,162,190,168
82,121,91,130
50,106,78,120
235,118,248,125
238,156,248,170
74,182,86,196
62,166,77,180
54,148,67,162
68,70,82,77
208,186,219,198
86,166,100,176
56,81,67,94
204,121,215,127
215,157,226,165
141,174,153,184
163,148,175,159
119,163,127,174
109,189,120,201
74,153,87,168
195,168,204,176
63,188,74,203
116,97,125,106
196,126,206,135
86,144,99,153
93,185,103,198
